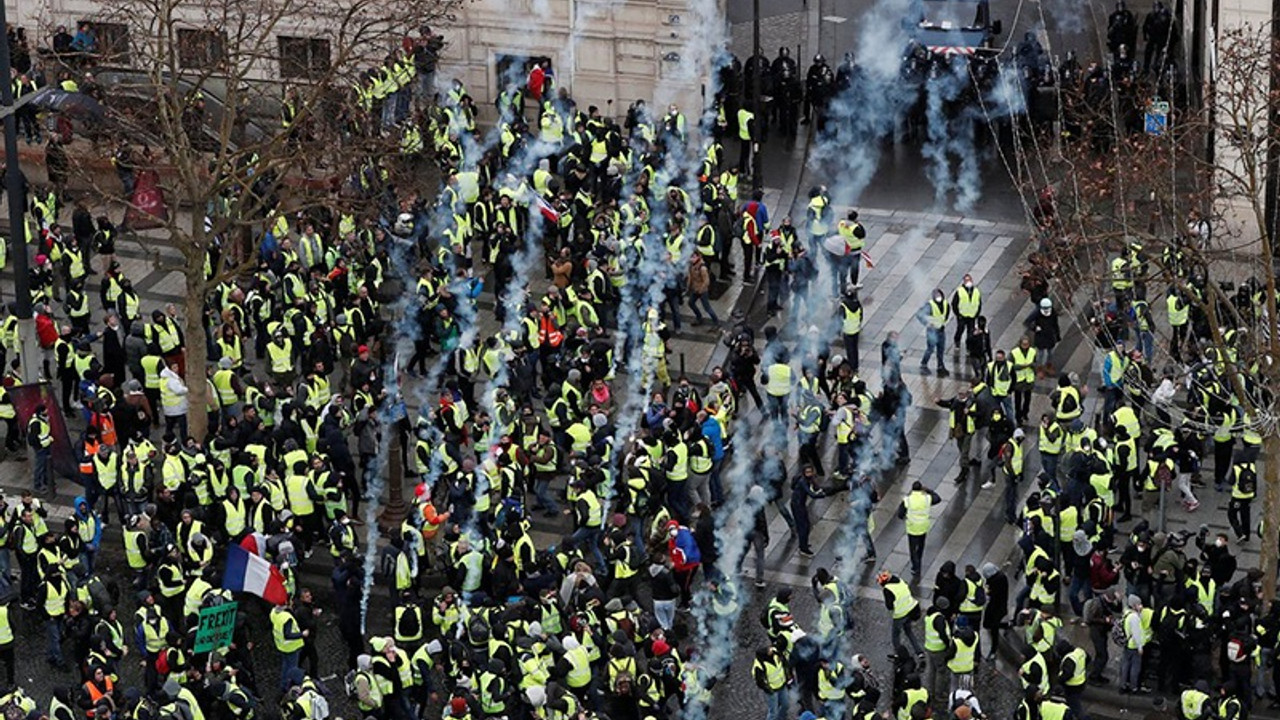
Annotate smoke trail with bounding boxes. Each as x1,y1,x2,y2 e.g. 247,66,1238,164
683,412,775,720
359,208,425,630
808,0,915,208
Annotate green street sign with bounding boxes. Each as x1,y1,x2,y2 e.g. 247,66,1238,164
193,601,238,654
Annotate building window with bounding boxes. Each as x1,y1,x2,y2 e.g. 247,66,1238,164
494,54,552,93
278,36,331,79
82,21,130,65
177,28,226,70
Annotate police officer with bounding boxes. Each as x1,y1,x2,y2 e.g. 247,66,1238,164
804,54,834,129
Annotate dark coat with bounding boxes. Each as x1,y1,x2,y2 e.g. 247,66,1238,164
982,571,1009,630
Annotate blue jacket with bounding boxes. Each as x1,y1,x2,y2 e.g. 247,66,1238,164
701,416,724,461
672,527,701,566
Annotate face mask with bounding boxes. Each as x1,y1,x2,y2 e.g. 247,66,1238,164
964,281,973,289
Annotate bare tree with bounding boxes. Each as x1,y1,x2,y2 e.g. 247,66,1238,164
1007,24,1280,598
46,0,458,439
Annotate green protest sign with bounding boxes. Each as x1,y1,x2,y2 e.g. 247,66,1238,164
193,601,238,653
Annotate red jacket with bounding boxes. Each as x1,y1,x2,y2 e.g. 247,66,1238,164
36,312,58,348
1090,551,1119,590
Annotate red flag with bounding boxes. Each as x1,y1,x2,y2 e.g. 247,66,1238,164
125,169,169,230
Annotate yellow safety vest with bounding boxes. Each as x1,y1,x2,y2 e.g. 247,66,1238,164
884,580,918,620
737,108,754,141
1182,690,1210,720
955,286,981,317
212,369,239,406
1011,346,1037,384
926,299,950,329
903,491,932,535
765,363,792,397
285,474,315,516
268,340,293,374
272,610,304,653
565,646,592,688
948,633,977,673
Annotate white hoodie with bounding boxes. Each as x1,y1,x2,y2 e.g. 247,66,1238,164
160,367,189,416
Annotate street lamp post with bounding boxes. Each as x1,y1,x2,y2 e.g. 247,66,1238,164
0,0,39,384
752,0,763,192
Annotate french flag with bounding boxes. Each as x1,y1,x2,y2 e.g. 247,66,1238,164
239,533,269,556
223,544,289,606
535,196,559,223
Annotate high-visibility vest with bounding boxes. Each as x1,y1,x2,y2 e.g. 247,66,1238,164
737,108,754,141
272,609,304,653
817,664,845,700
1007,440,1024,476
394,605,424,644
580,491,604,527
1104,351,1127,387
959,578,984,613
160,375,183,409
1063,647,1087,687
754,655,787,691
1232,463,1257,500
94,454,119,490
765,363,792,397
184,578,212,618
268,340,293,374
212,369,239,406
1123,610,1142,649
285,474,315,516
44,579,67,617
1011,346,1037,384
884,580,918,619
838,220,864,251
0,606,11,644
140,614,170,652
1167,294,1188,326
689,439,713,474
955,286,981,317
926,299,950,329
666,444,688,482
1021,653,1048,692
29,417,52,448
988,361,1012,396
1040,700,1069,720
807,196,829,235
903,491,932,536
1057,505,1079,543
1181,689,1210,720
355,670,384,711
1054,386,1081,420
123,529,146,569
565,646,592,688
924,610,948,652
842,303,863,336
948,633,977,673
140,356,163,389
1111,257,1132,289
897,688,929,720
222,498,246,537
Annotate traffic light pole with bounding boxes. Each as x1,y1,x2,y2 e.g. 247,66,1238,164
1,0,41,384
